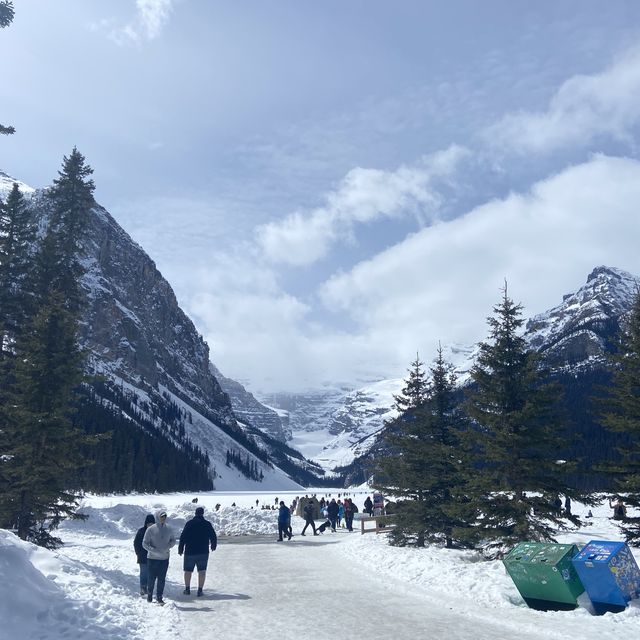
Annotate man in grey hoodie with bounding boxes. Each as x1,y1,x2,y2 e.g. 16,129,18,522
142,509,176,604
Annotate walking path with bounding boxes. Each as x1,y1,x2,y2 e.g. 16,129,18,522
175,534,548,640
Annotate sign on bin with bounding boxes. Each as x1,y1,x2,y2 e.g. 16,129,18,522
503,542,585,611
572,540,640,614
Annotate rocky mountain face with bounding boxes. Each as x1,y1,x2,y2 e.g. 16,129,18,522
525,265,638,368
211,365,290,442
1,173,319,491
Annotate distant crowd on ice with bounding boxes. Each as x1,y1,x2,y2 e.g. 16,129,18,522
133,492,386,604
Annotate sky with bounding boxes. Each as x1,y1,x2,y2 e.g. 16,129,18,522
3,1,640,392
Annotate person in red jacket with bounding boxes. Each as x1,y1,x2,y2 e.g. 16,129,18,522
178,506,217,597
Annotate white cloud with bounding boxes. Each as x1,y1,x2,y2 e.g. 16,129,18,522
256,145,470,266
485,46,640,153
102,0,175,45
314,155,640,379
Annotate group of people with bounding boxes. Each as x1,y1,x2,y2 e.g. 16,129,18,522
276,495,371,539
133,506,217,605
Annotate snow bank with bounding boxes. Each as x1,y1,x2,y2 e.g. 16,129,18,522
0,530,143,640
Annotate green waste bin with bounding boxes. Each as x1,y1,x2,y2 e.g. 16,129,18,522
503,542,585,611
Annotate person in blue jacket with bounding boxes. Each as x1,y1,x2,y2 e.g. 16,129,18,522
178,506,217,597
277,501,292,541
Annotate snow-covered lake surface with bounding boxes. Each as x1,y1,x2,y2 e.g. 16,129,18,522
1,489,639,639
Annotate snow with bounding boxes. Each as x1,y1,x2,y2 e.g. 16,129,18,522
2,490,640,639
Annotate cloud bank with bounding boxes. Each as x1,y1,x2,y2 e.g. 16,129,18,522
256,145,470,266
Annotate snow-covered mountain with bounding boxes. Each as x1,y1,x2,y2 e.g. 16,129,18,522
1,172,320,491
251,266,639,477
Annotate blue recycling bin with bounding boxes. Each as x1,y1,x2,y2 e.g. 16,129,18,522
572,540,640,614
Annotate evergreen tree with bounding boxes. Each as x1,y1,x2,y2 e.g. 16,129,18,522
0,183,35,356
0,1,13,28
1,1,15,135
0,293,92,547
462,284,589,556
0,151,98,547
600,290,640,543
375,349,471,547
35,148,95,312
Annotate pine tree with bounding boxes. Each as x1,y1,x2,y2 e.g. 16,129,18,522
0,1,13,28
0,293,92,546
462,284,589,556
36,148,95,312
375,349,472,547
0,151,99,547
0,183,35,356
1,1,15,135
600,289,640,543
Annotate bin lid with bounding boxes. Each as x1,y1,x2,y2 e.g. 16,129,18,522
504,542,577,565
573,540,626,564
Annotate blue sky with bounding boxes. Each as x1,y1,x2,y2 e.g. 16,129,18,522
4,1,640,391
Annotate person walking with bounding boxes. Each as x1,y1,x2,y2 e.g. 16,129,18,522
178,506,217,597
133,514,155,596
610,497,627,520
327,498,339,532
301,501,318,536
344,498,357,531
142,509,176,605
277,501,292,541
364,496,373,517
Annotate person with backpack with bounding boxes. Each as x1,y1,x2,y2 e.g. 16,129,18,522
142,510,176,605
133,514,155,596
178,506,217,597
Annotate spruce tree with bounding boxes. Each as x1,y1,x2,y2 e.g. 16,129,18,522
600,289,640,543
375,349,471,547
462,284,588,556
0,183,35,356
0,150,99,547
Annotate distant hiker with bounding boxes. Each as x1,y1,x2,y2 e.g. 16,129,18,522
191,497,198,503
564,496,572,517
256,499,259,507
364,496,373,517
327,498,339,532
277,501,292,541
178,506,217,597
301,501,318,536
586,509,594,518
552,495,562,513
337,500,344,528
142,510,176,605
133,514,155,596
610,497,627,520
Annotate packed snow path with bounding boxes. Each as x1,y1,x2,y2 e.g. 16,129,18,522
176,534,542,640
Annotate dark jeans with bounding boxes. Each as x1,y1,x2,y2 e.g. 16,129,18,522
139,562,148,590
301,519,316,535
345,515,354,531
329,516,338,531
147,558,169,599
278,523,291,540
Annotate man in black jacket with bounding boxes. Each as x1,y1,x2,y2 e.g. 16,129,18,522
178,506,217,597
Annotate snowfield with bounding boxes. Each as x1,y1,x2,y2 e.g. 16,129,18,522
1,490,639,640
